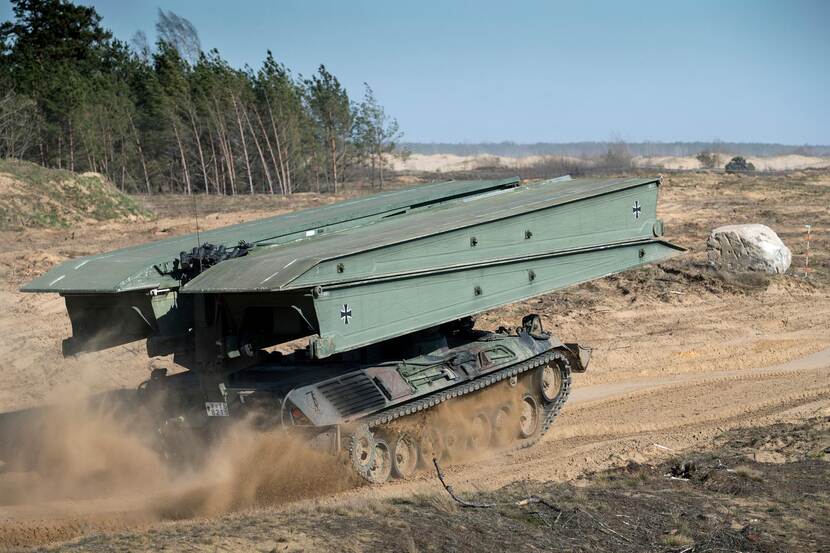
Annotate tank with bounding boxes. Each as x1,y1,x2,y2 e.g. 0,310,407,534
22,175,683,482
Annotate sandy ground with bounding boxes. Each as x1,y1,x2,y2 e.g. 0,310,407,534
389,152,830,173
0,171,828,551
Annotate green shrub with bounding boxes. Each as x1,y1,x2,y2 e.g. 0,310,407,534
725,156,756,173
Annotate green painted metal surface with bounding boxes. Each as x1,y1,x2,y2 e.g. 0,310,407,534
21,177,519,294
182,176,662,292
309,239,682,357
21,175,683,362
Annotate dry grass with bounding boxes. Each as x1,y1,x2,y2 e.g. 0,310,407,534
661,532,695,547
734,465,764,481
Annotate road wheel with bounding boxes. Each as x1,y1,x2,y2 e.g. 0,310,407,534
442,425,462,459
417,427,444,467
466,411,492,452
366,438,392,484
491,404,514,446
519,394,540,438
538,357,569,404
390,433,418,479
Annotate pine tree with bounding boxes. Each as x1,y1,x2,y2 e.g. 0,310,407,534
355,84,402,189
0,0,402,195
304,65,354,193
254,51,309,194
0,0,112,169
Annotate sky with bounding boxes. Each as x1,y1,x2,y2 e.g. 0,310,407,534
2,0,828,144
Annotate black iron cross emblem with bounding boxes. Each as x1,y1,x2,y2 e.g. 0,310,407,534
632,200,642,219
340,304,352,324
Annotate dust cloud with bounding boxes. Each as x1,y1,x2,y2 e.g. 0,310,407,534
399,380,528,465
0,373,357,523
152,420,358,519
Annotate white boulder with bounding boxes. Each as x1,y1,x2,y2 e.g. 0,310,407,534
707,224,791,274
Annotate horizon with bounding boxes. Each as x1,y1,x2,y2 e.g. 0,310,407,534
3,0,828,145
399,140,830,148
398,140,830,161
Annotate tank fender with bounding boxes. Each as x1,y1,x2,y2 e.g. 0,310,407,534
563,343,591,372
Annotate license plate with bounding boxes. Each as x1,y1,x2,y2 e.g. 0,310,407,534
205,401,229,417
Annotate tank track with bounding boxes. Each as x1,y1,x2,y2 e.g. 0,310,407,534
363,348,572,451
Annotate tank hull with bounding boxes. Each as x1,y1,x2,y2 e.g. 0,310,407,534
142,314,584,482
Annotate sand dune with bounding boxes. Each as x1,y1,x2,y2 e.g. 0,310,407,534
390,152,830,173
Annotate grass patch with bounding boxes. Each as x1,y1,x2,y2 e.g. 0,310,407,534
0,158,150,230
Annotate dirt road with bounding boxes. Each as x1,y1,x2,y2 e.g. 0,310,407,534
1,345,827,551
0,171,827,550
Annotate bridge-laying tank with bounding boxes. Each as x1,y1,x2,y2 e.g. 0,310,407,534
23,175,683,483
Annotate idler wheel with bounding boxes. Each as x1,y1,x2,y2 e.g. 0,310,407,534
349,425,376,479
491,404,514,446
466,411,493,452
519,394,540,438
417,427,444,467
366,438,392,484
390,433,418,479
538,359,567,404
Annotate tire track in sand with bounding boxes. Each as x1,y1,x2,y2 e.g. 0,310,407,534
1,348,828,550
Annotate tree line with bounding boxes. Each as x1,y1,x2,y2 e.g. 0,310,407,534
0,0,402,194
